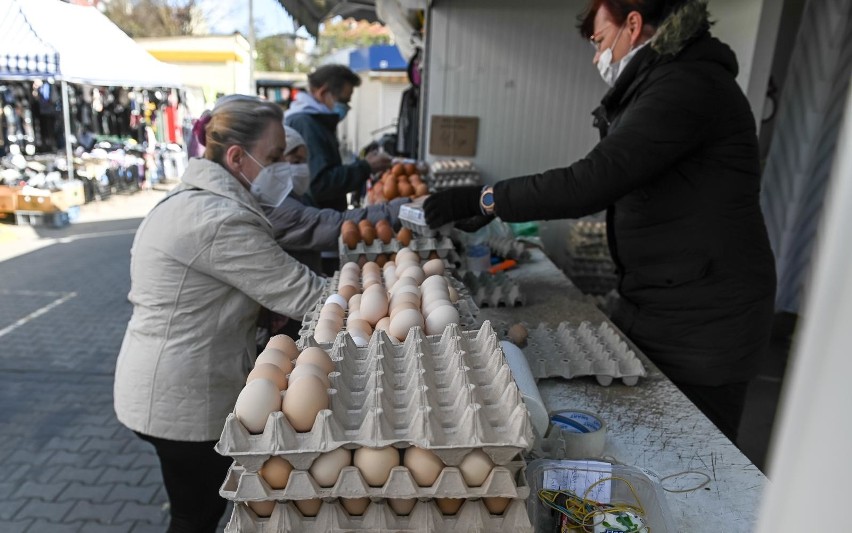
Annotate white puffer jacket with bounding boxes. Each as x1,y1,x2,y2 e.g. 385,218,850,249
114,158,326,441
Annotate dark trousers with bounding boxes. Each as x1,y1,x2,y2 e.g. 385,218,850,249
135,431,232,533
673,381,749,443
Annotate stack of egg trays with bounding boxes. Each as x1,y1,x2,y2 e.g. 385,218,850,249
337,235,457,266
217,321,535,531
486,237,528,261
297,273,480,340
427,160,483,192
524,321,646,386
461,271,525,308
224,499,532,532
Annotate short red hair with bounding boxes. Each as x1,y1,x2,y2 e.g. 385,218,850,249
577,0,685,38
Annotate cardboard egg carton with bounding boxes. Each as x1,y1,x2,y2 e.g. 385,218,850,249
220,461,529,501
460,272,525,308
398,200,451,238
338,238,399,262
216,322,534,471
522,321,646,386
298,274,479,340
427,160,483,193
485,237,528,261
225,497,532,532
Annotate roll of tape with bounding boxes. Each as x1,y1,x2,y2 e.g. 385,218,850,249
546,410,607,459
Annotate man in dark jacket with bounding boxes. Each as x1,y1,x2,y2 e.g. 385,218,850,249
285,64,391,212
424,0,776,442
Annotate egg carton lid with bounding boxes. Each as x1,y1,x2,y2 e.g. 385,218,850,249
220,461,529,501
217,322,534,471
511,321,647,386
225,497,533,533
460,271,525,308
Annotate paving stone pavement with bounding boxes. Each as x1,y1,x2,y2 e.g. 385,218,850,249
0,189,232,532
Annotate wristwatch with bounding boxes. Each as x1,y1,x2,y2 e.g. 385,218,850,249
479,185,495,216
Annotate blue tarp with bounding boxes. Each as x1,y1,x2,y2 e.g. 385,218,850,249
349,44,406,72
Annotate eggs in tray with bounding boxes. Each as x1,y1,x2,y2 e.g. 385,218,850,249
341,219,412,251
314,247,459,344
366,162,429,204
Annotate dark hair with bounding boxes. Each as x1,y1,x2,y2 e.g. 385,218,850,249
577,0,687,38
201,94,284,165
307,64,361,98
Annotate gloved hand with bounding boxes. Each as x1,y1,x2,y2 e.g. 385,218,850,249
423,185,483,229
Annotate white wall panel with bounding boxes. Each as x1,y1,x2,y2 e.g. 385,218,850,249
424,0,605,267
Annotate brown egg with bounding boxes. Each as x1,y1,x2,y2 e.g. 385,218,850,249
389,498,417,516
404,163,417,175
376,224,393,244
358,219,374,231
342,497,370,516
247,363,288,390
398,182,414,197
414,183,429,197
296,346,335,374
383,180,398,200
338,284,359,302
255,348,294,375
397,228,412,246
409,174,423,186
375,254,388,267
361,226,376,245
266,335,299,359
341,220,358,236
342,229,360,250
281,374,329,432
403,446,445,487
357,255,368,267
397,173,410,183
259,455,293,489
483,497,511,515
391,163,405,177
295,499,322,517
247,500,276,518
435,498,464,515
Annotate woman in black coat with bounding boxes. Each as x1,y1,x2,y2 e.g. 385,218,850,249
424,0,776,442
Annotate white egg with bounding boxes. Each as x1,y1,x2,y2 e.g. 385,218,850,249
421,287,451,310
389,308,424,341
347,318,374,338
325,294,348,311
421,274,449,292
423,298,452,317
425,305,460,335
399,266,426,285
390,291,421,310
234,378,281,434
289,362,331,389
375,316,391,332
422,258,445,277
360,289,389,326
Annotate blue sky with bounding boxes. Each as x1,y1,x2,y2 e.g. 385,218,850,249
199,0,313,39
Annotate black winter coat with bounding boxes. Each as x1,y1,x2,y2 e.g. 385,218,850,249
285,111,371,212
493,31,776,386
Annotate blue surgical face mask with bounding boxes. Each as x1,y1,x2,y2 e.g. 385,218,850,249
333,102,350,121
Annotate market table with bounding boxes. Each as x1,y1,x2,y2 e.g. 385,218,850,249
474,246,766,532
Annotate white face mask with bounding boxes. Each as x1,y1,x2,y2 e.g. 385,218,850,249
241,152,294,208
290,163,311,196
597,26,648,88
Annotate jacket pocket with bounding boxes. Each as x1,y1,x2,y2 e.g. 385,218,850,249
631,257,710,288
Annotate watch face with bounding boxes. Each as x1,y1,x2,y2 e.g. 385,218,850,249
482,192,494,206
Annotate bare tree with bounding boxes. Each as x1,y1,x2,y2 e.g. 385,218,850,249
102,0,205,37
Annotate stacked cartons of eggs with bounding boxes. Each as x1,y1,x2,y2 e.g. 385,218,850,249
428,160,482,192
521,321,647,386
398,199,452,238
300,250,479,346
216,322,535,532
366,162,430,206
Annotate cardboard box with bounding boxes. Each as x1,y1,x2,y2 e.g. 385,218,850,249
429,115,479,157
0,186,17,213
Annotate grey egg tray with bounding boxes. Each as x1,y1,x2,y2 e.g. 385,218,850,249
485,237,528,261
460,271,525,308
337,236,458,264
297,273,479,340
427,175,483,192
224,497,532,533
216,322,535,472
220,461,529,501
523,321,646,386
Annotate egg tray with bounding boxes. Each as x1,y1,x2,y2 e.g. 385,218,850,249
459,271,525,308
337,235,457,264
297,273,479,340
485,237,528,261
216,322,535,471
398,201,451,238
220,461,529,501
225,497,532,533
426,174,483,192
522,321,646,386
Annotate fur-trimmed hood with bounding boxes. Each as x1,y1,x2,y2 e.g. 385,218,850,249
650,0,711,56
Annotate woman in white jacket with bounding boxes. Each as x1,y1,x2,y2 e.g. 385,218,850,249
114,95,326,532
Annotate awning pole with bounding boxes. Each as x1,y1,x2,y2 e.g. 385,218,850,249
61,79,74,182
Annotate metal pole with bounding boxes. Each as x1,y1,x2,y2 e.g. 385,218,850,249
61,79,74,181
248,0,255,96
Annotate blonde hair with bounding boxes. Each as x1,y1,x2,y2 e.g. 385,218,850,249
198,95,284,165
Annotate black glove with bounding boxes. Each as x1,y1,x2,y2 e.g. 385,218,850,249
423,185,482,229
